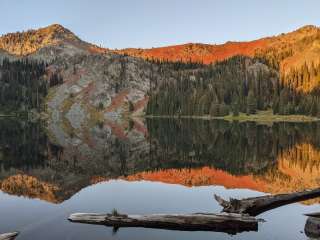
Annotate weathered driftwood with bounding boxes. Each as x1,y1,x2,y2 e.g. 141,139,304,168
304,213,320,238
0,232,19,240
214,188,320,216
68,212,262,234
305,212,320,218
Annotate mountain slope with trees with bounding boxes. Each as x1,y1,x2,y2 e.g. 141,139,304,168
119,25,320,94
0,24,319,121
0,58,49,112
146,56,320,117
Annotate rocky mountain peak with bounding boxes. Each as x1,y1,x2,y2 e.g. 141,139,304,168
0,23,81,56
40,24,80,41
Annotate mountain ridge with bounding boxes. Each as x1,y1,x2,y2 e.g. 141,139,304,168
115,25,319,62
1,24,319,79
1,24,320,124
115,40,268,64
1,24,319,62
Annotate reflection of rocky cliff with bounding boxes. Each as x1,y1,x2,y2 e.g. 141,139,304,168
0,118,151,203
1,118,320,204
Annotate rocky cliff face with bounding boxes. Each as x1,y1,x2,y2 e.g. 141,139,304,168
0,24,167,131
0,24,105,56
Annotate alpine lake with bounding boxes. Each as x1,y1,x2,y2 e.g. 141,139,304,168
1,117,320,240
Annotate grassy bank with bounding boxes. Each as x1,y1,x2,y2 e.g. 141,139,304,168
146,110,320,123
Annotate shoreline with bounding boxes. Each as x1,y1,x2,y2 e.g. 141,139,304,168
1,110,319,123
144,110,320,123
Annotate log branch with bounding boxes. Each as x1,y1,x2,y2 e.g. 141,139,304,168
0,232,19,240
68,212,262,234
214,188,320,216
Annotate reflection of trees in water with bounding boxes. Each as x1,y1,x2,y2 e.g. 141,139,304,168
146,118,320,175
280,143,320,172
0,119,48,171
48,143,64,162
2,118,320,202
112,138,129,176
2,118,320,179
259,142,320,194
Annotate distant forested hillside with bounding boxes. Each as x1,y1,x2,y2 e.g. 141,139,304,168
0,59,47,112
146,56,320,117
0,58,62,113
1,55,320,118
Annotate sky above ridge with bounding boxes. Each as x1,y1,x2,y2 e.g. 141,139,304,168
1,0,320,49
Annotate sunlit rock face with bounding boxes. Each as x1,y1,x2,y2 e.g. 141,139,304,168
115,40,267,65
0,24,100,56
117,25,320,92
0,24,162,125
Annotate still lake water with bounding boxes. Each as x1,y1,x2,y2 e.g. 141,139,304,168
0,118,320,239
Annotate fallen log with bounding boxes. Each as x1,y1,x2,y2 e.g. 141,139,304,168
304,212,320,238
305,212,320,218
68,212,263,234
214,188,320,216
0,232,19,240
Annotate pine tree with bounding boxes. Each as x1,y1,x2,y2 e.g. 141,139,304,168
246,90,257,114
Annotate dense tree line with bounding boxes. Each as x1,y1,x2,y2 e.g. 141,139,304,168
147,56,320,117
0,58,47,112
273,62,320,116
147,58,205,71
147,56,277,116
49,72,63,87
0,58,63,112
283,62,320,91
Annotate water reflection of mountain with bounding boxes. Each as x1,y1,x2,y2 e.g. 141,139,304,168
145,119,320,199
1,118,320,203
